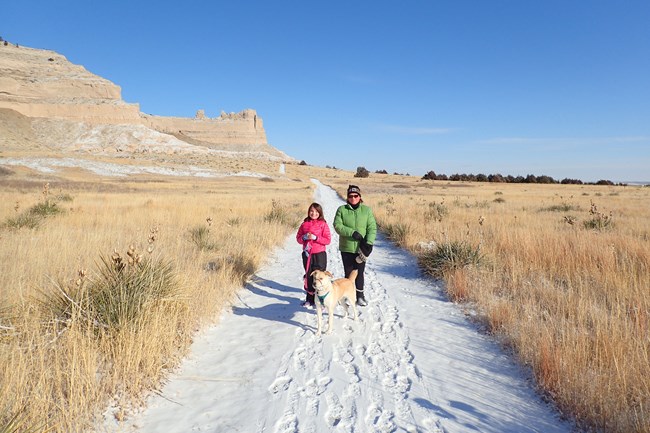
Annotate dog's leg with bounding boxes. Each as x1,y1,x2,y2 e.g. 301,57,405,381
327,306,334,334
316,298,323,336
341,299,349,318
351,298,358,321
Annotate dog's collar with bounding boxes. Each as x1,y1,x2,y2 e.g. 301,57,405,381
317,292,330,303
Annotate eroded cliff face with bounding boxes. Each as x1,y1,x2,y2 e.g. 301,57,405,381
0,44,288,160
0,45,141,124
141,108,268,150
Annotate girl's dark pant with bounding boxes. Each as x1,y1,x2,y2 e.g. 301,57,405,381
302,251,327,304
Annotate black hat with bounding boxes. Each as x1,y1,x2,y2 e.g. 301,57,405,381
347,185,361,196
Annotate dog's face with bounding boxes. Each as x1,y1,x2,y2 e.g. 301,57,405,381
310,270,333,294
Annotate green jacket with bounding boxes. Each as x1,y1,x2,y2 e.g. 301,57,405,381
333,203,377,253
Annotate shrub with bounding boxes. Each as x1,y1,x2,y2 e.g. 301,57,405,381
0,406,44,433
418,241,484,279
189,226,218,251
41,247,180,333
541,202,580,212
91,252,178,330
226,217,242,227
264,200,292,226
28,201,62,218
5,201,64,229
354,166,370,178
583,201,614,230
55,193,74,202
425,201,449,221
4,212,41,229
422,170,437,180
382,222,411,246
493,197,506,203
3,183,67,229
226,253,257,285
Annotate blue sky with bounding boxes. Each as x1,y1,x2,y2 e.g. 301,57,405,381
3,1,650,182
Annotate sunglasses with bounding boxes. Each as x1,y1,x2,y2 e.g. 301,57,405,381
348,194,360,198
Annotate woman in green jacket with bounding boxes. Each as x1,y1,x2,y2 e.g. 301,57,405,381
333,185,377,306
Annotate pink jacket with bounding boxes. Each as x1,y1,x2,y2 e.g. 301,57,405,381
296,219,331,254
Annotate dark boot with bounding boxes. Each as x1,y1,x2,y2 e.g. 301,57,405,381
356,289,367,306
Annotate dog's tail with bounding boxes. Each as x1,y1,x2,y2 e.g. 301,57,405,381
347,269,359,281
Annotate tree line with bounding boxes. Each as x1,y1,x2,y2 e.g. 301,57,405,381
421,171,623,186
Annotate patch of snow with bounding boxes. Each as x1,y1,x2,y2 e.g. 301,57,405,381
0,157,268,178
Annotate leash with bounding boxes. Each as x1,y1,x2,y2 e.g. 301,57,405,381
303,241,315,295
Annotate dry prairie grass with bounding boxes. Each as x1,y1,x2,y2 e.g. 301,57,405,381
0,168,312,432
324,175,649,433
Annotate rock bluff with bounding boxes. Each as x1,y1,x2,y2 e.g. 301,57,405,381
0,44,284,158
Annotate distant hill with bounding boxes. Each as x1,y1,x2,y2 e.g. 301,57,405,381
0,44,292,161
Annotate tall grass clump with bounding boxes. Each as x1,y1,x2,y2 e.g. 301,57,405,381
425,201,448,221
4,183,66,229
583,201,614,230
189,217,218,251
382,222,412,247
43,247,180,332
264,199,294,226
418,241,484,279
541,202,580,212
0,407,44,433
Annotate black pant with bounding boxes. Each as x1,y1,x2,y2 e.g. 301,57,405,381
341,252,366,299
302,251,327,303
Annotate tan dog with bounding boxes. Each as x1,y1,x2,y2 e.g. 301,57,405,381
310,269,358,335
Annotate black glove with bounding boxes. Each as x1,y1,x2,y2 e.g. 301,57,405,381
360,242,373,257
352,231,364,241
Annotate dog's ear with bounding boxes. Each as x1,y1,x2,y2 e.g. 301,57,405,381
325,271,334,278
310,270,318,276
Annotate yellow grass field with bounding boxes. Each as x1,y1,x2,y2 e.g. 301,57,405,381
1,159,648,433
0,160,318,432
323,174,649,433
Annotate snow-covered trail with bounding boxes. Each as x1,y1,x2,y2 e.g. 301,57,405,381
102,180,572,433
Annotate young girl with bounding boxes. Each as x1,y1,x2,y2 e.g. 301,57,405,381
296,202,331,308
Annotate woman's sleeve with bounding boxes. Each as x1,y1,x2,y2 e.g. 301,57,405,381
333,206,350,237
366,209,378,245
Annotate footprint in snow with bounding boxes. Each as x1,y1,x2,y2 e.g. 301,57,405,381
268,376,292,396
273,411,297,433
324,391,343,427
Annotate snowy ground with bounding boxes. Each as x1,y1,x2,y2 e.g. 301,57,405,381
0,157,268,178
101,180,574,433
